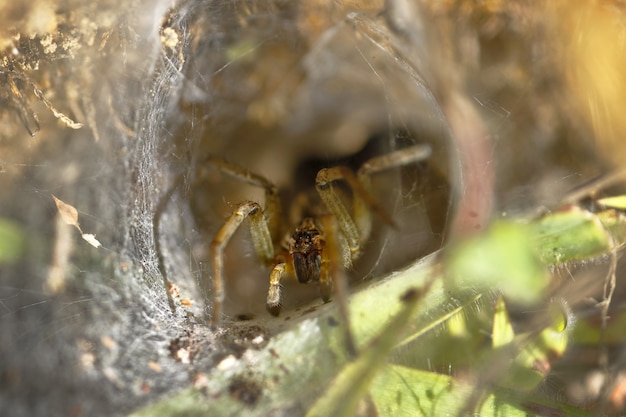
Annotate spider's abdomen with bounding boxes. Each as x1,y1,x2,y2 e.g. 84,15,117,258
289,218,323,284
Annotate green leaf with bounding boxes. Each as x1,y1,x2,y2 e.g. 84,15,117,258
501,300,571,392
572,308,626,345
597,195,626,210
0,218,25,264
446,221,548,305
370,364,592,417
529,206,625,264
306,289,422,417
492,296,514,348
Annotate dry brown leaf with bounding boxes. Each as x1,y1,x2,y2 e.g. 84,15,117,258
52,195,102,249
52,194,83,233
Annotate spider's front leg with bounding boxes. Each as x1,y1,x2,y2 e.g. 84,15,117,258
210,201,274,325
203,156,282,241
315,144,432,257
266,217,330,316
266,262,287,316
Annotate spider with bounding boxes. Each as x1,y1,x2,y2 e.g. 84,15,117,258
207,144,432,324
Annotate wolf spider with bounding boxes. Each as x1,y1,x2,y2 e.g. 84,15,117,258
206,144,431,325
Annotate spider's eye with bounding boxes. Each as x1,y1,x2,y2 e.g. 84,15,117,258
293,251,322,284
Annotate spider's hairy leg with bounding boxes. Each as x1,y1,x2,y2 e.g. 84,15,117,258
316,166,393,256
266,262,287,316
210,200,274,325
204,156,282,240
316,167,360,256
354,144,433,241
357,144,432,179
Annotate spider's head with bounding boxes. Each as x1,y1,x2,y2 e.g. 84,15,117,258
289,218,323,284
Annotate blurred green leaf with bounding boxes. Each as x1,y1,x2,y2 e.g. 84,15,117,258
499,300,571,392
306,289,422,417
446,221,548,305
492,296,514,348
597,195,626,210
0,218,25,264
530,206,626,264
572,309,626,345
370,364,591,417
